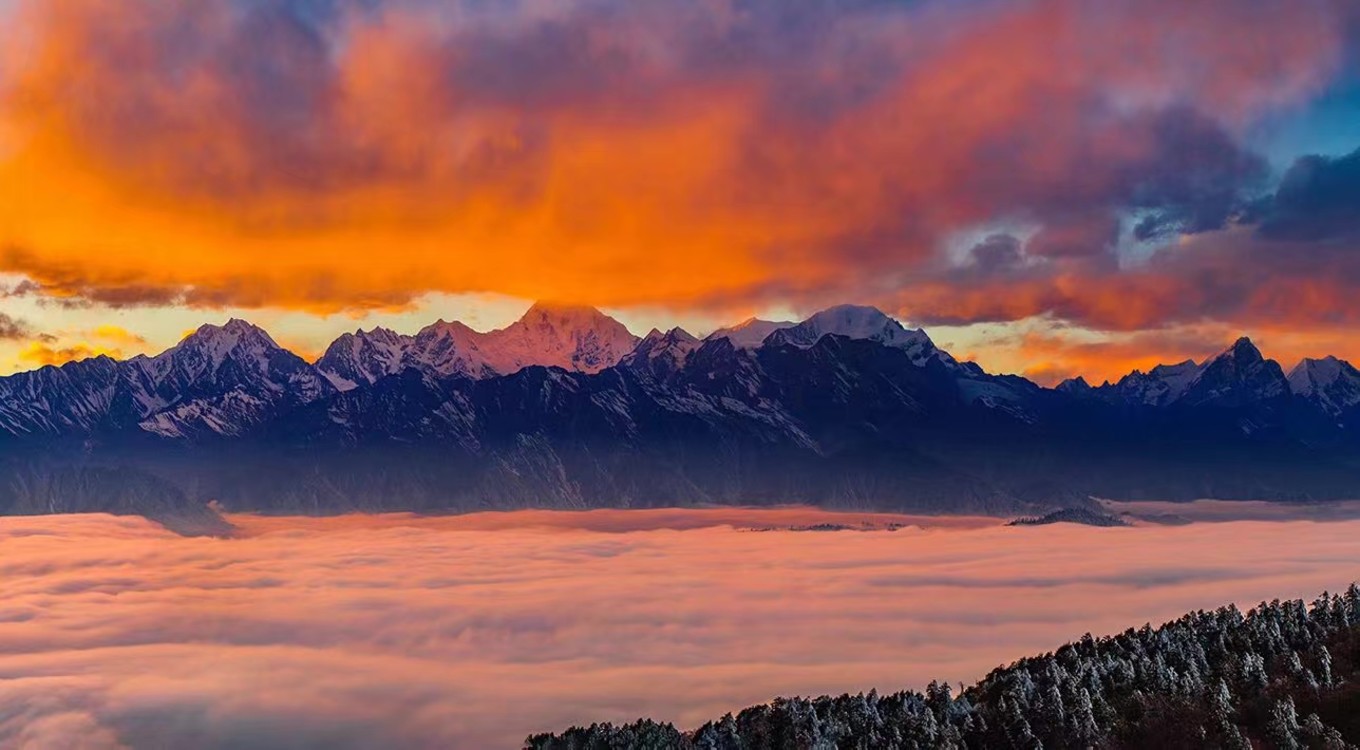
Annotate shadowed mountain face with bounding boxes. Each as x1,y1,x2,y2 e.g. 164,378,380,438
2,303,1360,522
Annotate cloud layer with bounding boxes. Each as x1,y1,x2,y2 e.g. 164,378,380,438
0,0,1354,324
1,508,1359,747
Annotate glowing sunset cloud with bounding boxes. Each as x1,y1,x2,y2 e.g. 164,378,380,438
0,0,1356,380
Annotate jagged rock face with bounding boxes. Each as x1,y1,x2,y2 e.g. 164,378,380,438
677,337,767,399
127,319,323,403
130,321,337,438
0,320,336,441
0,356,123,436
620,328,701,381
1100,360,1204,406
1178,338,1289,408
315,327,409,390
1092,338,1296,412
407,321,496,381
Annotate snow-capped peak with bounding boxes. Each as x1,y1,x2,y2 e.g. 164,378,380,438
313,303,641,388
407,319,492,380
481,302,639,374
621,327,700,378
1102,359,1203,406
521,301,613,324
768,305,922,346
643,327,699,347
417,319,480,340
636,327,699,359
1288,356,1347,396
764,304,953,367
706,317,796,349
316,326,411,390
1289,356,1360,416
171,318,281,372
350,326,404,346
1104,341,1286,410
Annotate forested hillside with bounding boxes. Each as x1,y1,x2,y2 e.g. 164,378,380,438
528,586,1360,749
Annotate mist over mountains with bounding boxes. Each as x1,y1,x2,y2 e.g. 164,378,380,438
2,302,1359,527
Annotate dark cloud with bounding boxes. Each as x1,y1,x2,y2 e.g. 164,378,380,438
892,133,1360,334
967,234,1024,275
0,314,34,340
1258,147,1360,241
1,279,45,299
1027,212,1122,261
1127,107,1271,241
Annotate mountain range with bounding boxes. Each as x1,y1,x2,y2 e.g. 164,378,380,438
3,302,1360,529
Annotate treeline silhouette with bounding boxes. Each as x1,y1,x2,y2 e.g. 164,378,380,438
527,585,1360,749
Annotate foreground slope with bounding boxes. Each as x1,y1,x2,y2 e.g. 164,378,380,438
529,585,1360,749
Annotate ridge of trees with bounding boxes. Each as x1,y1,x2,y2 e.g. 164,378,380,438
527,585,1360,749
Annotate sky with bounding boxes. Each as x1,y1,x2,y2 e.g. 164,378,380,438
0,0,1357,384
1,506,1358,747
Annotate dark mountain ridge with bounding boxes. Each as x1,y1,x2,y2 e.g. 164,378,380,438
2,303,1359,524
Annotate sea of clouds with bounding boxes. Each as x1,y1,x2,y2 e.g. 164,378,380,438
1,506,1358,748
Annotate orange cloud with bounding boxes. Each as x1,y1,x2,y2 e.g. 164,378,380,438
9,323,155,369
1006,329,1234,386
18,340,120,367
90,324,147,347
0,0,1347,320
959,322,1360,387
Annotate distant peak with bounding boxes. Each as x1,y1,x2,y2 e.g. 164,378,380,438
726,316,795,330
1221,336,1263,362
807,304,892,321
419,319,478,337
769,303,939,360
641,326,696,343
1149,359,1199,375
707,318,796,348
1289,355,1352,385
1057,376,1091,392
511,303,636,344
524,301,605,318
167,318,284,371
191,318,269,341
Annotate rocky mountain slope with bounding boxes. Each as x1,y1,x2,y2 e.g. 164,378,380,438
2,303,1360,522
